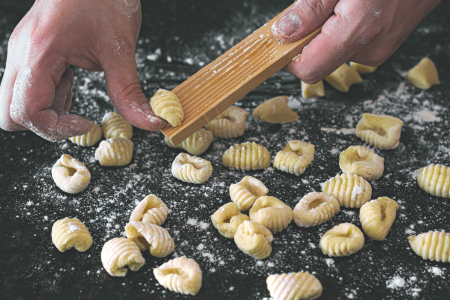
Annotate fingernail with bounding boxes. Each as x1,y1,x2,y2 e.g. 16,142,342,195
273,11,302,39
141,103,154,116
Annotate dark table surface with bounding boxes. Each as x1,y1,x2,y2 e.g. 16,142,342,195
1,1,450,299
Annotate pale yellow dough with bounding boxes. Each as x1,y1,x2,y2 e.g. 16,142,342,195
150,89,184,127
339,146,384,181
101,238,145,277
154,257,202,295
267,272,323,300
301,81,325,98
252,96,298,123
171,153,213,184
129,194,169,226
417,164,450,198
273,140,315,176
350,62,377,74
409,231,450,262
293,192,340,228
322,174,372,208
52,217,92,252
69,121,102,147
407,57,439,90
101,112,133,140
325,64,362,92
125,221,174,258
95,138,134,166
211,202,250,238
222,142,271,171
205,106,248,138
320,223,364,257
250,196,293,234
360,197,398,241
234,220,273,259
164,128,213,156
52,154,91,194
229,176,269,211
355,113,403,150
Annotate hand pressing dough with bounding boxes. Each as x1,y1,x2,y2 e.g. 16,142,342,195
150,89,184,127
350,62,377,74
301,81,325,98
252,96,298,123
407,57,439,90
325,64,362,92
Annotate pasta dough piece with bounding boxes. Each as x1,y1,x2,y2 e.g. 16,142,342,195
320,223,364,257
324,64,362,92
301,81,325,98
125,221,174,258
229,176,269,211
321,174,372,208
172,153,213,184
154,257,202,295
101,238,145,277
293,192,340,228
211,203,250,238
360,197,398,241
129,194,169,226
52,154,91,194
52,218,93,252
350,62,377,74
355,113,403,150
101,112,133,140
266,272,323,300
407,57,439,90
252,96,298,123
149,89,184,127
417,164,450,198
273,140,315,176
222,142,270,171
205,106,248,138
408,231,450,262
69,121,102,147
339,146,384,181
164,128,213,156
95,138,134,166
250,196,293,234
234,220,273,259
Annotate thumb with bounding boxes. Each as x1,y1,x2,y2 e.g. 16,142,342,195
272,0,338,42
101,52,167,132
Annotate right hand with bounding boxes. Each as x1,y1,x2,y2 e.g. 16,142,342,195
0,0,167,142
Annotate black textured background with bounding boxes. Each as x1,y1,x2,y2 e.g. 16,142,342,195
1,1,450,299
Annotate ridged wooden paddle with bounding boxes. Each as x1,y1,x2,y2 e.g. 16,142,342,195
162,6,321,145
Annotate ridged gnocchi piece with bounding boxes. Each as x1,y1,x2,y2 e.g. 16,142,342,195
211,203,250,238
360,197,399,241
321,174,372,208
408,231,450,262
101,238,145,277
407,57,439,90
417,164,450,198
52,218,93,252
205,106,248,138
267,272,323,300
339,146,384,181
320,223,364,257
350,62,377,74
222,142,271,171
301,81,325,98
252,96,298,124
250,196,293,234
324,64,362,92
355,113,403,150
129,194,169,226
150,89,184,127
172,153,213,184
229,176,269,211
95,138,134,166
101,112,133,140
293,192,340,228
164,128,213,156
69,121,102,147
52,154,91,194
154,257,202,295
125,221,174,258
234,220,273,259
273,140,315,176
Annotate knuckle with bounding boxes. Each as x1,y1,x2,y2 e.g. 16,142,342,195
301,0,327,19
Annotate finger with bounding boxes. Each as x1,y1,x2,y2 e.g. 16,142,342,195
272,0,338,42
100,47,167,131
9,63,90,142
0,63,26,131
50,70,72,115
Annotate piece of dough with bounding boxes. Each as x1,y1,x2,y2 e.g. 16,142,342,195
407,57,439,90
222,142,271,171
52,217,93,252
408,231,450,262
273,140,315,176
101,238,145,277
321,174,372,208
229,176,269,211
69,121,102,147
101,112,133,140
234,220,273,259
360,197,398,241
172,153,213,184
339,146,384,181
52,154,91,194
320,223,364,257
205,106,248,138
417,164,450,198
95,138,134,166
211,202,250,238
125,221,174,258
153,257,202,295
301,81,325,98
350,62,377,74
355,113,403,150
252,96,298,123
266,272,323,300
250,196,293,234
325,64,362,92
129,194,169,226
164,128,213,156
150,89,184,127
293,192,340,228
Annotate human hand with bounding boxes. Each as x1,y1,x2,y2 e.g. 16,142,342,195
272,0,441,84
0,0,167,142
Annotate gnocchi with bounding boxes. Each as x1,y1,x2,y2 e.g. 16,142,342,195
324,64,362,92
95,138,134,166
267,272,323,300
125,221,174,258
211,202,250,238
52,218,92,252
408,231,450,262
355,113,403,150
52,154,91,194
153,257,202,295
234,220,273,259
150,89,184,127
222,142,271,171
69,121,102,147
301,81,325,99
164,128,213,156
339,146,384,181
407,57,439,90
172,153,213,184
273,140,315,176
321,174,372,208
129,194,169,226
320,223,364,257
229,176,269,211
250,196,293,234
101,238,145,277
417,164,450,198
293,192,340,228
252,96,298,123
360,197,398,241
101,112,133,140
205,106,248,138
